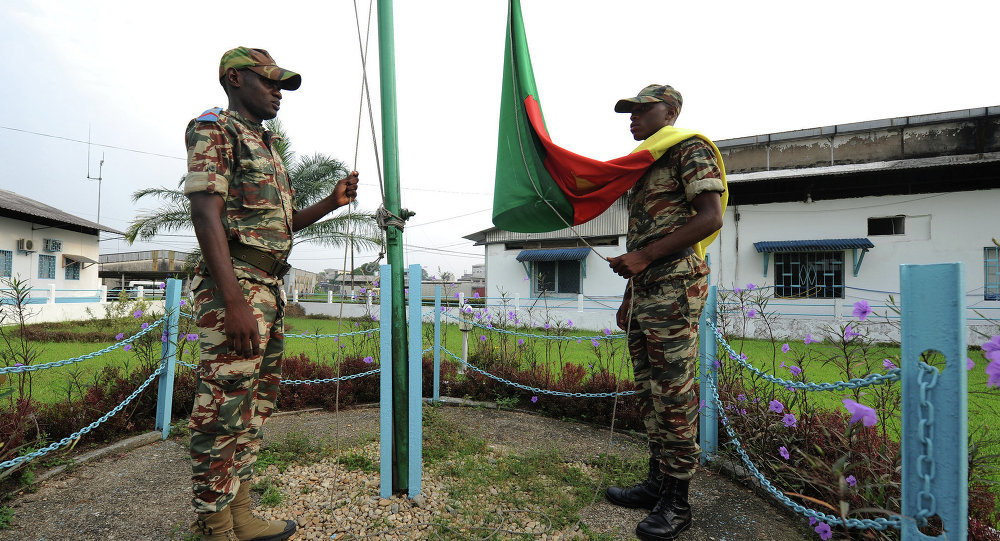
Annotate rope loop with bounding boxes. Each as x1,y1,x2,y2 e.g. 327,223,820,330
375,205,406,232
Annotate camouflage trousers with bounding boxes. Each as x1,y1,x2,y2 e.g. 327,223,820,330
188,274,285,513
627,271,708,480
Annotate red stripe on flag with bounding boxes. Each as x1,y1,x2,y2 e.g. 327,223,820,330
524,96,654,225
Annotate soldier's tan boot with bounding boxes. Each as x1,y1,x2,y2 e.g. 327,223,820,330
190,507,239,541
230,482,297,541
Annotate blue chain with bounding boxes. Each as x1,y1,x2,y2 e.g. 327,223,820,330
176,359,199,370
0,365,166,471
281,368,380,385
441,312,624,342
707,321,901,391
704,376,901,531
0,315,169,375
915,361,939,525
440,347,636,398
285,328,377,339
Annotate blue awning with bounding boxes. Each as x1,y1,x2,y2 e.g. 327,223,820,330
515,247,591,262
753,238,874,253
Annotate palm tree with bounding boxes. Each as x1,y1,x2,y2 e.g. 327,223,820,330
125,119,383,256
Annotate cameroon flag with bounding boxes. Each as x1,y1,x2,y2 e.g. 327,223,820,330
492,0,728,258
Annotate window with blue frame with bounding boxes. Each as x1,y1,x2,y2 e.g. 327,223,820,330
985,247,1000,301
773,251,844,299
0,250,11,277
38,254,56,280
65,260,81,280
533,260,581,295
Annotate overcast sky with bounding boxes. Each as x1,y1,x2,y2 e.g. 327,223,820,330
2,0,996,277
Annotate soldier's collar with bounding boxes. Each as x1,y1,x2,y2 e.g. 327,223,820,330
225,109,265,132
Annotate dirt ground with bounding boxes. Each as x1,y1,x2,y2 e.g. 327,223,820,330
0,404,816,540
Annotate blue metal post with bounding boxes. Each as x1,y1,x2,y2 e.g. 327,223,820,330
378,265,393,498
699,285,718,460
900,263,967,540
433,285,441,403
155,278,181,439
406,264,423,497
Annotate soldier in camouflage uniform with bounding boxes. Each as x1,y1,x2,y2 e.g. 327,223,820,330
185,47,359,541
605,85,724,541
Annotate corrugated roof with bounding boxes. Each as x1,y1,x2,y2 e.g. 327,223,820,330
753,238,874,253
516,247,591,262
0,189,123,235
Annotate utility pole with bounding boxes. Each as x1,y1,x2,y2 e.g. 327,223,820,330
377,0,411,493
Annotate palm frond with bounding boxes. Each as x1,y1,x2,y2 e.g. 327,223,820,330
290,153,350,208
265,118,295,166
131,186,189,204
125,202,193,243
293,212,383,251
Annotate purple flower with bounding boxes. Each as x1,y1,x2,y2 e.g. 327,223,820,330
737,393,746,402
779,361,786,368
713,359,721,369
404,288,409,295
846,475,857,487
842,398,878,426
115,332,125,341
479,335,486,342
747,309,757,318
844,324,861,340
804,334,819,345
769,400,784,414
371,314,377,320
531,395,538,403
733,286,742,294
987,359,1000,388
363,356,373,364
746,283,756,291
179,300,187,306
508,311,515,319
123,344,132,352
360,287,366,294
967,357,975,370
738,408,747,416
161,333,168,343
544,323,550,330
699,400,705,412
781,343,790,353
809,517,817,527
815,522,832,540
517,338,524,346
454,292,460,298
566,320,573,327
472,292,480,299
133,309,143,318
141,322,149,330
604,328,612,336
852,300,872,321
779,446,790,460
789,365,802,376
883,358,897,370
982,335,1000,362
591,339,599,348
14,363,23,367
782,413,797,428
187,333,199,341
373,281,379,287
158,282,166,289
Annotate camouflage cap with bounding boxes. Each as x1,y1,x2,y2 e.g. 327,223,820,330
219,47,301,91
614,84,682,113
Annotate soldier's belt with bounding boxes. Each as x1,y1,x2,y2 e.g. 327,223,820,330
651,247,694,267
227,240,292,277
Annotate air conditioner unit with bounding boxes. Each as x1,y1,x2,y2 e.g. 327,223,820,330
44,239,62,252
16,239,34,252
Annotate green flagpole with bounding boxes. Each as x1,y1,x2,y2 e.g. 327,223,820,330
377,0,408,493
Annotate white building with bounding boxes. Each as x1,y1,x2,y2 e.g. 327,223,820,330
466,106,1000,338
0,189,122,304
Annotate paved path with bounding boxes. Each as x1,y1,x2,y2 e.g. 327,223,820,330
0,405,815,540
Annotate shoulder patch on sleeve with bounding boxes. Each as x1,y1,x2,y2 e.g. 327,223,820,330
196,107,223,123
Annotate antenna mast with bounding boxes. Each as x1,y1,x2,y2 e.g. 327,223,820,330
86,126,105,226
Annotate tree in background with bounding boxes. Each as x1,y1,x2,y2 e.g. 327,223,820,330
125,119,383,257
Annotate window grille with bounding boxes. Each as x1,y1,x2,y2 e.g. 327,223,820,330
985,247,1000,301
0,250,11,277
65,261,81,280
773,251,844,299
38,254,56,280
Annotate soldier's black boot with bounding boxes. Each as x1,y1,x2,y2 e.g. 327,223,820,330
635,475,691,541
605,454,663,509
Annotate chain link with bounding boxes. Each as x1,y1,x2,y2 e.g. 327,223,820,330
0,365,166,471
280,368,380,385
704,376,901,531
0,315,169,375
915,361,939,525
441,312,625,342
440,347,636,398
707,321,901,391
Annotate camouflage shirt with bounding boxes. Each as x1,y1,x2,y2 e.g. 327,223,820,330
626,136,724,286
184,109,296,285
